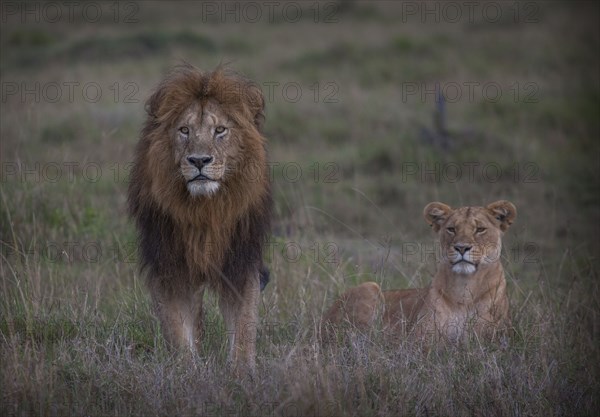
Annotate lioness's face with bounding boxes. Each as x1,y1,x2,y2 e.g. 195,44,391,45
439,207,504,275
424,201,517,275
174,99,237,197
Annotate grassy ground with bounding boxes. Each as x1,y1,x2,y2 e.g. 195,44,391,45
1,1,599,416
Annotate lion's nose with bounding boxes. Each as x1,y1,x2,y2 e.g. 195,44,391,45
187,155,214,169
454,244,472,255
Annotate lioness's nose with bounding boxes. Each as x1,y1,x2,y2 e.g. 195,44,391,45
454,244,472,255
187,155,214,169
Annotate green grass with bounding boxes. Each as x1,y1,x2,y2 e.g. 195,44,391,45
1,1,599,416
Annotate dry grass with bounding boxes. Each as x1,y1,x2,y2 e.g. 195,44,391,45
1,2,599,416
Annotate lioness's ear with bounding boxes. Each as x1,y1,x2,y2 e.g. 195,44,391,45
486,200,517,231
244,83,265,131
423,202,452,232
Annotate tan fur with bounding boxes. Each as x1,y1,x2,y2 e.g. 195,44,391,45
128,65,271,373
323,201,516,344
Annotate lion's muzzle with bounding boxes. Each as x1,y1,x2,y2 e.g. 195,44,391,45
183,154,222,196
187,154,214,170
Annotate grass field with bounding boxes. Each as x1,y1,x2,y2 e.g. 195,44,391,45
1,1,599,416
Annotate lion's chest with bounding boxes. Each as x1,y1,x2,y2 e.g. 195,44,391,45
181,224,233,275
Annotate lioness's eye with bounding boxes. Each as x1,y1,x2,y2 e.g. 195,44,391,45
446,227,456,234
179,126,189,135
476,227,486,234
215,126,227,135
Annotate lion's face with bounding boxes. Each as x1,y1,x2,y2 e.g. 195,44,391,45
137,65,266,204
174,99,240,197
424,201,517,275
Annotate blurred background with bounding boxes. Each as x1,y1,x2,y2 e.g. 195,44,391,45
1,1,598,416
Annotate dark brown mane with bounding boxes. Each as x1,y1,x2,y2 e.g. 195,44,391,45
128,64,271,297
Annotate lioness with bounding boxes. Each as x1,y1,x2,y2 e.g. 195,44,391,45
323,201,516,343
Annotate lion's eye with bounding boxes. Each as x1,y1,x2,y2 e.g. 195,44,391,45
476,227,486,234
446,227,456,234
179,126,189,135
214,126,227,135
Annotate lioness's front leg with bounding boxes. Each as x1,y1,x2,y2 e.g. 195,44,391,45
219,274,260,374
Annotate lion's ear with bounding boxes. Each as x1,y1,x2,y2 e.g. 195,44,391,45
486,200,517,232
423,202,452,232
244,83,265,131
145,85,167,120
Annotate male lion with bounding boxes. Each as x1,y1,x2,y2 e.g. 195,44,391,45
128,65,271,372
323,201,516,343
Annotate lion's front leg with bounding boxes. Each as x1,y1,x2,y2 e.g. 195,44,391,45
219,274,260,374
151,286,205,355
